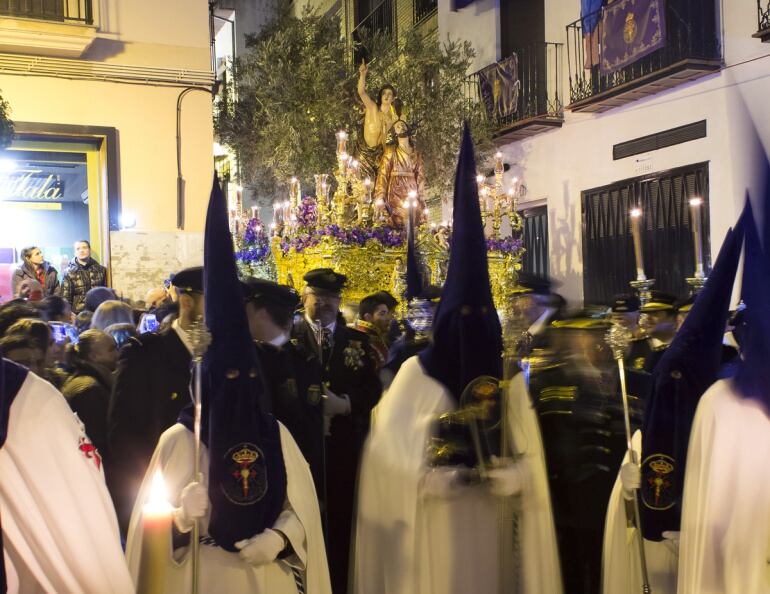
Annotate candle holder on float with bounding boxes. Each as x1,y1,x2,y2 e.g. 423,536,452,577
628,207,655,304
239,130,526,308
685,197,707,293
314,174,330,226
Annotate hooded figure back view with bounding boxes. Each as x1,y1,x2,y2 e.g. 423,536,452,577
352,123,562,594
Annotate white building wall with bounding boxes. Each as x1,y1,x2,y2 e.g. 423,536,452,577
0,0,214,300
438,0,500,72
453,0,770,305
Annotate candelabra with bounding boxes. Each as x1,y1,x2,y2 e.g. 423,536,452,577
314,174,330,226
685,197,707,293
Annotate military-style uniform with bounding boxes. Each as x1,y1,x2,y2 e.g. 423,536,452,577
254,339,325,499
293,314,381,594
107,266,202,536
107,326,192,535
530,353,646,594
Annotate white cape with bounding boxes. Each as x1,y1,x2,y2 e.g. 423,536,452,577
353,356,562,594
601,430,678,594
677,379,770,594
0,372,133,594
126,422,331,594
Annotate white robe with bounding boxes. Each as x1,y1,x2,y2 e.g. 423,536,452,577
601,430,678,594
0,372,134,594
353,356,562,594
126,422,331,594
677,379,770,594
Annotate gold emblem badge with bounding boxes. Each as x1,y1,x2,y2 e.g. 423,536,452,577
623,12,638,44
344,340,366,370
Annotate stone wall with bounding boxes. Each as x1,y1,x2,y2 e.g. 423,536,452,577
110,230,204,304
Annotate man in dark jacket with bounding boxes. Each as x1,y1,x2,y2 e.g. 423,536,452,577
61,240,108,313
242,277,325,500
106,266,202,535
292,268,382,594
11,246,60,298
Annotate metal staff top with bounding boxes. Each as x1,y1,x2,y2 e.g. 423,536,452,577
605,323,633,361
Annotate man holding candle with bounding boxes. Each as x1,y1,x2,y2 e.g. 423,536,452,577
126,178,330,593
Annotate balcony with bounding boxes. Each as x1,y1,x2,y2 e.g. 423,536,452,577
0,0,92,24
0,0,95,57
465,42,564,143
754,0,770,42
352,0,394,65
566,0,721,113
414,0,436,26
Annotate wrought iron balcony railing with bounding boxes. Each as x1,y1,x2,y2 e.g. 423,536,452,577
352,0,394,65
464,42,564,142
755,0,770,42
0,0,93,24
414,0,436,25
566,0,720,111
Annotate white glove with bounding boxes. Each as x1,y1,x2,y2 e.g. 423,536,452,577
323,388,351,416
661,530,680,556
173,481,208,532
422,467,462,498
487,457,523,497
620,462,641,499
235,528,286,566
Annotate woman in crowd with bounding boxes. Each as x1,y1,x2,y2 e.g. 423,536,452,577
12,246,60,298
37,295,73,323
61,329,119,456
91,300,134,331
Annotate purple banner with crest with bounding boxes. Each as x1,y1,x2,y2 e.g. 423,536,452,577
600,0,666,75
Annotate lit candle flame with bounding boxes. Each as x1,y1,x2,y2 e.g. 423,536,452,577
476,174,484,184
630,208,642,217
689,197,703,207
364,178,371,187
143,470,173,514
495,151,503,159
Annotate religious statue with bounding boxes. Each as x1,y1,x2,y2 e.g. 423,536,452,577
356,60,398,182
373,118,428,228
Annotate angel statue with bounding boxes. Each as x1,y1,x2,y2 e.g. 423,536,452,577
356,60,397,181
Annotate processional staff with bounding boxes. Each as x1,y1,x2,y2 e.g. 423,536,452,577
188,316,211,594
605,323,652,594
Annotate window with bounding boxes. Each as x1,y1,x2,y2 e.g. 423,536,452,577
581,162,709,304
520,204,548,280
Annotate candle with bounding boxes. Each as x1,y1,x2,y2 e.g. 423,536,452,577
251,206,257,219
689,197,705,278
630,208,646,281
137,471,173,594
336,130,348,156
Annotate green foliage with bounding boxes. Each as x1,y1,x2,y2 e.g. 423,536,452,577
217,8,491,207
217,7,357,203
0,92,14,149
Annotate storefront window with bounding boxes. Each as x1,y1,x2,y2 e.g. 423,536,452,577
0,136,109,301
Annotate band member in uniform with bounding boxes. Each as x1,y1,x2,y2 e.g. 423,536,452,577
353,291,396,371
638,291,678,372
243,277,325,499
292,267,381,594
107,266,203,535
